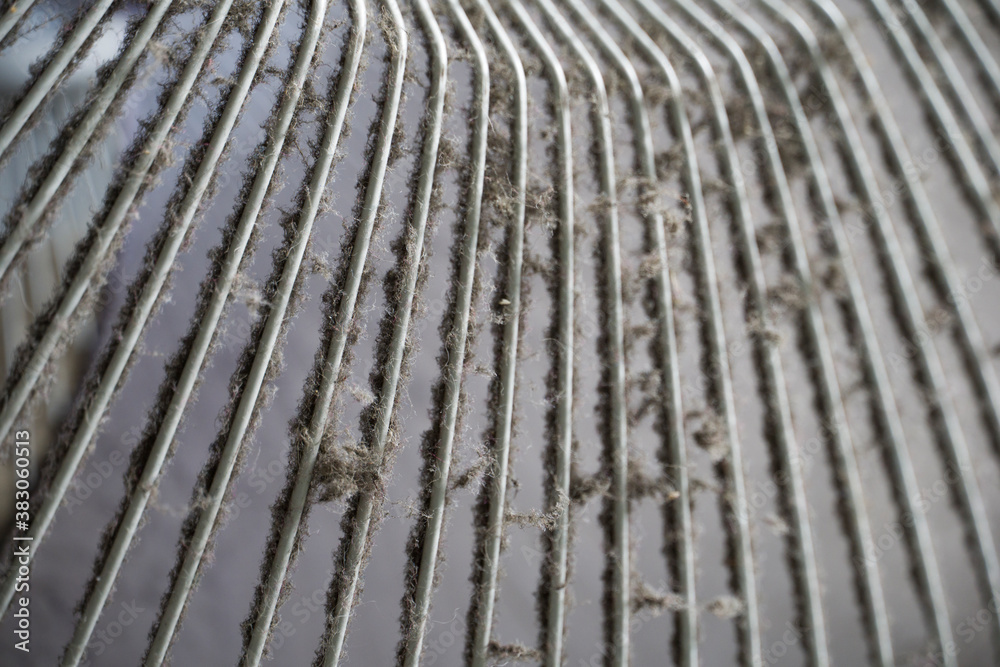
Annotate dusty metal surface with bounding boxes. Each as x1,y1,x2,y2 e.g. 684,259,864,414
0,0,999,664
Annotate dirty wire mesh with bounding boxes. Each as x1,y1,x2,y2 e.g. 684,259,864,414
0,0,999,664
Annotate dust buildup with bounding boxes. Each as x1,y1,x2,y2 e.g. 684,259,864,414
72,48,276,620
707,594,745,620
0,0,214,300
462,28,530,664
489,640,543,661
1,2,244,507
136,5,361,658
0,0,119,170
312,9,454,665
1,0,995,664
693,411,728,464
227,13,375,661
396,23,492,667
632,575,686,618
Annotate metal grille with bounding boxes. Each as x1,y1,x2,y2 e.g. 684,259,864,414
0,0,999,664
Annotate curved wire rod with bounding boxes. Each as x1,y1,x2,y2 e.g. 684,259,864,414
560,0,696,663
668,1,893,662
875,0,1000,176
57,0,296,659
805,0,1000,635
977,0,1000,27
315,1,439,664
596,1,763,662
631,1,830,663
768,0,1000,655
737,3,960,664
0,0,242,611
528,0,629,662
141,2,405,663
725,4,957,663
842,0,1000,243
0,0,176,286
465,0,526,663
0,0,239,448
235,3,369,666
935,0,1000,102
0,0,116,162
49,1,362,665
399,0,487,663
499,2,575,663
0,0,39,44
805,0,1000,473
